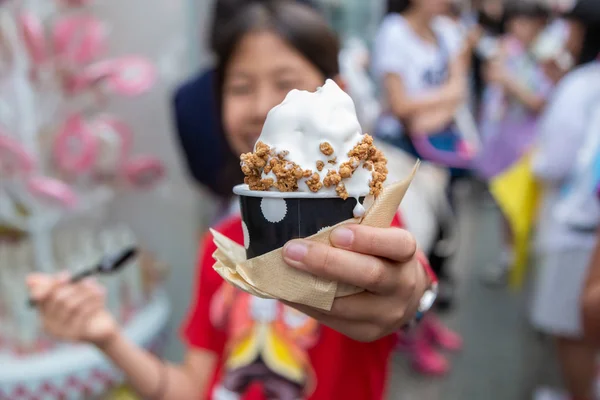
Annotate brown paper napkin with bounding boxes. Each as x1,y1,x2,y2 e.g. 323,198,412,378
211,161,420,311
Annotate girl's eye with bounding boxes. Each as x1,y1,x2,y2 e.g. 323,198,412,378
226,83,253,96
276,79,299,92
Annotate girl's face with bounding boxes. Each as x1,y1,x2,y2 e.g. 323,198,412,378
412,0,452,17
222,30,326,156
481,0,503,20
507,16,547,47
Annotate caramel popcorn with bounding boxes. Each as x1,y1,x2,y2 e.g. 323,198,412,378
336,182,348,200
306,173,323,193
323,170,342,188
240,134,388,198
320,142,334,156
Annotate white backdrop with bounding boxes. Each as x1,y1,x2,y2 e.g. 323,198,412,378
91,0,216,361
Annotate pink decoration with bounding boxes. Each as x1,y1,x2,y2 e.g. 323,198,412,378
0,134,36,176
53,114,98,175
52,16,106,66
17,12,48,66
64,60,114,94
26,176,77,209
124,155,165,189
106,56,156,96
89,115,133,171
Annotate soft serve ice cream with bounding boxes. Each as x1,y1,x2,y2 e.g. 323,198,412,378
240,80,388,216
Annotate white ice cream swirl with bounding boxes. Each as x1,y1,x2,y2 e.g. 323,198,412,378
256,79,374,203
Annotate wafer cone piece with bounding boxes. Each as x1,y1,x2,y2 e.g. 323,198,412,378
212,161,420,310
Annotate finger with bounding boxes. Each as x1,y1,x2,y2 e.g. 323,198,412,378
30,272,70,303
283,301,386,343
26,273,49,287
45,281,80,318
292,289,416,326
329,225,417,262
55,283,98,323
283,241,396,294
295,292,394,322
69,295,104,337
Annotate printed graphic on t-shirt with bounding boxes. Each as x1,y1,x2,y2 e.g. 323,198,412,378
423,66,448,87
210,283,320,400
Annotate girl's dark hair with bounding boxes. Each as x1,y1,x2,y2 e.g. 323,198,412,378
213,0,339,86
210,0,340,196
503,0,550,21
387,0,411,14
209,0,317,52
565,0,600,65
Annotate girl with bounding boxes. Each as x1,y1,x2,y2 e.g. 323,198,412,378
26,2,433,400
531,58,600,400
371,0,466,375
476,2,552,284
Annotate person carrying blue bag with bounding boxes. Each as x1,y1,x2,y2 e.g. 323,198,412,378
371,0,471,376
372,0,471,307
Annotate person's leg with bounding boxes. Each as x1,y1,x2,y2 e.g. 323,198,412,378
432,173,463,311
532,248,598,400
500,216,514,266
422,314,463,352
556,336,597,400
481,214,513,286
409,320,449,376
428,225,456,312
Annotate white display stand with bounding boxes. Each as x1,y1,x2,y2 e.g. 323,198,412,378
0,1,171,399
0,289,170,400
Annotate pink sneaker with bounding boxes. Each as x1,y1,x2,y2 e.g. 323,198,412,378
423,318,463,352
412,338,449,376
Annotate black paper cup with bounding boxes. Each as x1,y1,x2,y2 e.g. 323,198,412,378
233,185,365,259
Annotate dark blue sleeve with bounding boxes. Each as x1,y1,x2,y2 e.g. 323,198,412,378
172,69,226,194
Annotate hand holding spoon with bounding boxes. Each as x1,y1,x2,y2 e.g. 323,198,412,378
28,247,138,307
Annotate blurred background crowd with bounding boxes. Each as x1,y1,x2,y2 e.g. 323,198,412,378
2,0,600,399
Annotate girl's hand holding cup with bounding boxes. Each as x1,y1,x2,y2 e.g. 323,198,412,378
26,272,119,346
283,225,427,342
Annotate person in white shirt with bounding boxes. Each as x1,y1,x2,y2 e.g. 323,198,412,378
531,60,600,400
371,0,468,377
372,0,467,141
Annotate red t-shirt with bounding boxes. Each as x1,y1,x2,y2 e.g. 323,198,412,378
182,213,422,400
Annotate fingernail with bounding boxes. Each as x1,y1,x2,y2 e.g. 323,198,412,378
330,227,354,247
284,242,308,262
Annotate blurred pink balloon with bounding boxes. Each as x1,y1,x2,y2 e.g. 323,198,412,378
106,56,157,96
17,12,48,66
53,16,107,66
53,114,98,175
124,155,165,189
0,134,37,176
27,176,77,209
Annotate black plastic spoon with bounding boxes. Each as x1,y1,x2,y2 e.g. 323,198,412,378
28,247,138,307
